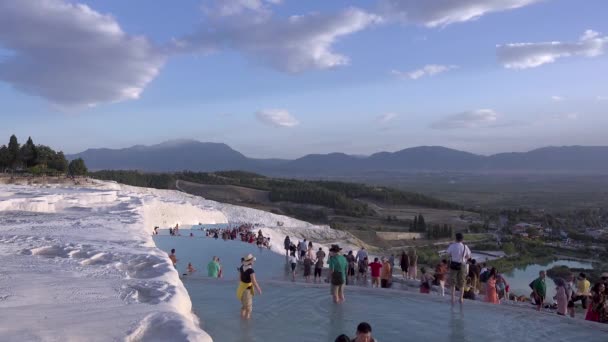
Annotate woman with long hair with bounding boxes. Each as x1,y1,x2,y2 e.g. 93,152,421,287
485,268,499,304
585,282,607,322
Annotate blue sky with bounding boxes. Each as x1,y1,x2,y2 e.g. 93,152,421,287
1,0,607,158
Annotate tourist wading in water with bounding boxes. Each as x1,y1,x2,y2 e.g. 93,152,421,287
530,271,546,311
446,233,471,305
237,254,262,320
329,244,347,304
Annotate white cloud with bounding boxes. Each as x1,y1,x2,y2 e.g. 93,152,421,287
551,95,564,101
379,0,541,27
431,109,499,129
377,112,398,124
204,0,281,17
255,109,300,127
597,96,608,101
497,30,608,69
392,64,457,80
0,0,165,107
178,5,381,73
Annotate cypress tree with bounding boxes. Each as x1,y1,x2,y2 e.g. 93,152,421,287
8,135,20,168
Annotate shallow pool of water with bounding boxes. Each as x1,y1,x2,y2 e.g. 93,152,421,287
502,260,593,300
155,233,607,342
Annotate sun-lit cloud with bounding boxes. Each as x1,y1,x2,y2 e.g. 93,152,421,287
551,95,564,101
378,0,542,27
497,30,608,69
377,112,398,124
255,109,300,127
0,0,165,107
392,64,457,80
178,3,381,73
431,109,500,129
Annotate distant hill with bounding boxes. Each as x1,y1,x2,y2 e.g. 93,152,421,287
69,140,260,172
68,140,608,174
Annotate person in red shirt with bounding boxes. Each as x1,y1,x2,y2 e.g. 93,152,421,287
369,258,383,288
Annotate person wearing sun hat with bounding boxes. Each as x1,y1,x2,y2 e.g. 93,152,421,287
236,253,262,319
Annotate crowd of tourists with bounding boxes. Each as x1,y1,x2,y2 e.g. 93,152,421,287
164,228,608,331
160,222,273,249
528,270,608,323
204,224,272,249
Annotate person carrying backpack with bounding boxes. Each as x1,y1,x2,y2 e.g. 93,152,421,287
329,244,348,304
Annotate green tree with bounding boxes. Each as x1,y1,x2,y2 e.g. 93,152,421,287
417,214,427,232
68,158,88,176
502,242,516,255
7,135,20,168
51,152,69,172
20,137,38,168
0,145,9,171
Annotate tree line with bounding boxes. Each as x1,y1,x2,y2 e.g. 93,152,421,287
0,135,87,176
409,214,454,239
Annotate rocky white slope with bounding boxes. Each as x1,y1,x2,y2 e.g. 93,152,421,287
0,180,357,341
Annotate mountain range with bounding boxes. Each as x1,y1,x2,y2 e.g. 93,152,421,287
68,139,608,175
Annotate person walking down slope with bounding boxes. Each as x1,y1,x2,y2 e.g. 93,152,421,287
358,257,369,281
446,233,471,305
346,251,357,284
303,254,314,283
408,249,418,280
289,254,298,281
400,250,409,280
315,248,326,283
356,247,368,263
369,258,383,288
530,271,547,311
329,244,348,304
284,236,291,257
381,258,392,288
237,254,262,320
299,239,308,260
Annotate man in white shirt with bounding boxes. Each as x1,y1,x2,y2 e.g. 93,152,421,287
356,247,368,262
446,233,471,305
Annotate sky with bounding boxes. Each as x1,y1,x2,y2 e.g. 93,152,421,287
0,0,607,159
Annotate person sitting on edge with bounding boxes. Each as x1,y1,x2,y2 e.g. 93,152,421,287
352,322,377,342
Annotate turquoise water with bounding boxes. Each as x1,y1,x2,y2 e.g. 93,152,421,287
155,232,607,341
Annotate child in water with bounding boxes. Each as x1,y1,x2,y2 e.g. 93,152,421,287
187,263,196,274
